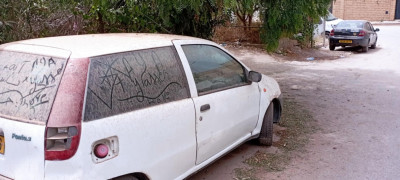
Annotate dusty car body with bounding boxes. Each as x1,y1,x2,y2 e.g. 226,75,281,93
0,34,282,180
325,12,343,36
314,12,343,37
329,20,379,52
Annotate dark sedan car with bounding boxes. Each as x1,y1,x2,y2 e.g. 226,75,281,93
329,20,379,52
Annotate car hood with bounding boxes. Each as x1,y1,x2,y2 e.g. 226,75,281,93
326,18,343,31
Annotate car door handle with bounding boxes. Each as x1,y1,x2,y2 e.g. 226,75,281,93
200,104,210,112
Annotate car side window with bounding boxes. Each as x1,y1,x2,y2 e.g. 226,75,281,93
182,45,246,94
368,23,374,31
365,23,372,31
84,46,190,121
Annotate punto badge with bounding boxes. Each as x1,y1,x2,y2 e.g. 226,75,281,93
12,133,31,141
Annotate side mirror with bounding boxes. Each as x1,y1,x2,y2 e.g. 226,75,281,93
375,28,380,32
248,71,262,82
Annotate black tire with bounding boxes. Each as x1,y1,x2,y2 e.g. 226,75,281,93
362,45,368,52
371,39,377,49
329,45,335,51
258,102,274,146
113,175,139,180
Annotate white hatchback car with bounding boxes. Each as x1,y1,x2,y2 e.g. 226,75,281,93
325,12,343,36
0,34,282,180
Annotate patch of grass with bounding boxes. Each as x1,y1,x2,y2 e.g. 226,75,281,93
276,98,318,152
234,168,258,180
235,98,317,178
244,151,290,172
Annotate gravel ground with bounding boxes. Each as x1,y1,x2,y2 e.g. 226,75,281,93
189,25,400,180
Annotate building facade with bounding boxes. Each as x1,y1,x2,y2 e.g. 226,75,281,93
332,0,400,21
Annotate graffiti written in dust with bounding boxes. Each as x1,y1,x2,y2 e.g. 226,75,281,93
0,60,29,86
0,55,65,117
88,49,183,111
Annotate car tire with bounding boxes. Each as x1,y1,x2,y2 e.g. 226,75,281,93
113,175,139,180
329,45,335,51
258,102,274,146
371,39,377,49
362,45,368,52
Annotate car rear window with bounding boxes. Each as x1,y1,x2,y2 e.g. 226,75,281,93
336,21,364,29
0,51,66,123
84,46,190,121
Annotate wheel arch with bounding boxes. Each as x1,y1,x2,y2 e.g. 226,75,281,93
112,172,150,180
272,96,282,123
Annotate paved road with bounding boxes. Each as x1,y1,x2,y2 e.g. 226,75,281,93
260,25,400,180
190,25,400,180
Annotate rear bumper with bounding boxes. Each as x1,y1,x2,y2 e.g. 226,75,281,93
329,36,368,47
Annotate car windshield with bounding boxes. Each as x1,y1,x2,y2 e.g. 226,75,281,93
336,21,364,29
326,12,338,21
0,50,66,124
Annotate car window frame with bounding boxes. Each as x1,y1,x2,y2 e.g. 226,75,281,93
172,40,252,98
368,22,374,32
181,44,250,96
82,45,191,122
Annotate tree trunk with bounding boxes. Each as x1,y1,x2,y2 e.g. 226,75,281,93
235,11,247,31
97,11,105,33
248,15,253,31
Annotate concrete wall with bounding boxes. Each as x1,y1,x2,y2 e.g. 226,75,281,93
333,0,397,21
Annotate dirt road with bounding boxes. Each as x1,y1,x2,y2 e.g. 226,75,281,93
189,25,400,180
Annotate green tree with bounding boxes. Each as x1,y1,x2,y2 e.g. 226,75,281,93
0,0,82,43
225,0,261,31
154,0,227,38
0,0,227,43
260,0,330,51
1,0,330,50
80,0,160,33
80,0,227,38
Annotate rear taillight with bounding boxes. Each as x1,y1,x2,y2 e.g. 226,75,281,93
45,58,89,161
329,29,334,36
359,30,366,36
45,126,80,160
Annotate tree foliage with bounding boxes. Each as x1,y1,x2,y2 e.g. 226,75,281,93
1,0,330,52
225,0,261,31
0,0,83,43
0,0,227,43
154,0,227,38
260,0,330,51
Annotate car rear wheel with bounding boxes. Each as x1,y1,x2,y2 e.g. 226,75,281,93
258,102,274,146
371,39,377,49
113,175,139,180
362,45,369,52
329,45,335,51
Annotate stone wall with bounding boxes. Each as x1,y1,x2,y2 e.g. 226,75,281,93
333,0,397,21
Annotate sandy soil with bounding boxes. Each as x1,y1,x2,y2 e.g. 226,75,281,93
188,25,400,180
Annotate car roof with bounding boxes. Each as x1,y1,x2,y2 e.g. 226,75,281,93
0,33,202,58
339,20,368,23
